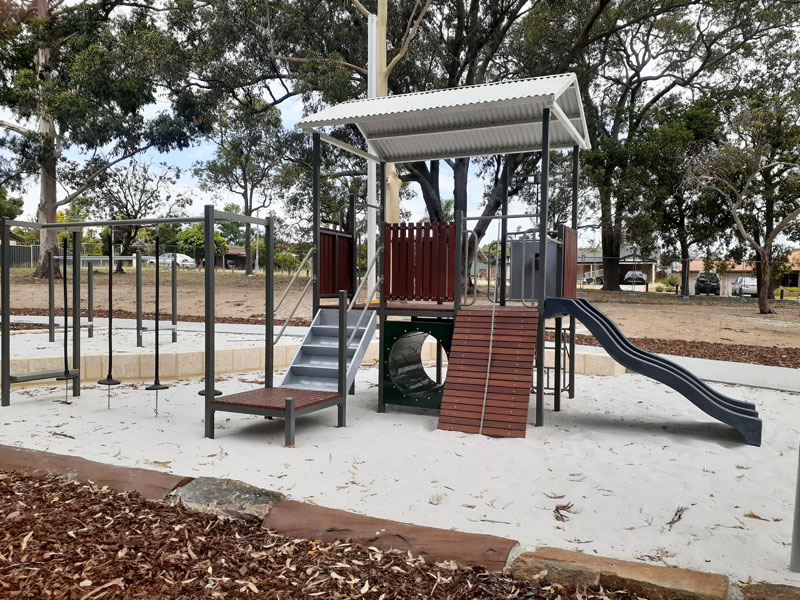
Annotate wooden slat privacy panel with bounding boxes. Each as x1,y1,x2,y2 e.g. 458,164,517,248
384,221,456,302
319,229,354,296
562,226,578,298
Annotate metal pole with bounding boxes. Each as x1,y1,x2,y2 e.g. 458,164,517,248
48,251,55,343
377,162,387,413
366,13,378,299
171,256,177,343
203,205,217,438
136,250,143,347
87,262,94,338
72,231,81,396
265,217,274,388
535,107,551,427
1,218,10,406
454,210,463,314
569,145,579,398
499,162,509,306
349,193,357,299
98,229,119,389
312,132,321,316
338,289,347,427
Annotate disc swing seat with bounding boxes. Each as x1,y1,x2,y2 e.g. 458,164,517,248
97,227,120,407
55,233,78,403
145,232,168,416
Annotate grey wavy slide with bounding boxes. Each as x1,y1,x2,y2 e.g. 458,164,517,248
544,297,762,446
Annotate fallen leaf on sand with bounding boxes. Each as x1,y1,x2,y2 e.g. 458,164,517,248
744,512,769,521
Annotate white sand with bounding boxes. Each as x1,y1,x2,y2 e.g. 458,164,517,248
5,328,303,357
1,366,797,585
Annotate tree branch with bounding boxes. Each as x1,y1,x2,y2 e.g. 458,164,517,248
268,54,367,75
0,119,33,136
386,0,433,75
351,0,371,18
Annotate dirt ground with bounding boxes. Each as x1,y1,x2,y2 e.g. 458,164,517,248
6,269,800,349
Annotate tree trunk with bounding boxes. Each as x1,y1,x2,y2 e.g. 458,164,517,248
115,229,134,274
598,187,620,291
678,236,690,296
34,147,58,278
452,158,469,216
757,248,774,314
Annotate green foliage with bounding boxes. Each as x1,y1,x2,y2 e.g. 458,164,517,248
273,251,300,273
217,202,244,245
175,225,228,257
0,187,22,219
10,227,38,245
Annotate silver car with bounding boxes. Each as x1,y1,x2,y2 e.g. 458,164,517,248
146,252,197,268
731,276,757,297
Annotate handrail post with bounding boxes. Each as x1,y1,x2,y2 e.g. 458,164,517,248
338,290,347,417
1,218,10,406
48,251,55,342
569,145,579,399
349,192,357,300
203,205,216,438
87,262,94,338
72,230,81,397
171,256,177,343
265,216,274,388
136,251,143,347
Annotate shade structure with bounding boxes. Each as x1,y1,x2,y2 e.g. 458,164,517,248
295,73,589,162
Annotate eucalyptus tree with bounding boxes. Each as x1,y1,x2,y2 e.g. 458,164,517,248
0,1,210,276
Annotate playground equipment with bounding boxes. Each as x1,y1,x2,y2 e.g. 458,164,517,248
145,234,168,416
0,73,763,446
294,73,762,446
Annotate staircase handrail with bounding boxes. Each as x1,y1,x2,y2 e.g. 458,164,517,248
348,245,383,311
273,274,316,345
347,273,382,348
274,246,316,314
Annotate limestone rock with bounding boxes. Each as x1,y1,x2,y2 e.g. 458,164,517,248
170,477,285,522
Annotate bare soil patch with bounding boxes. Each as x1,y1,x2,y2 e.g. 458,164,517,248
0,470,641,599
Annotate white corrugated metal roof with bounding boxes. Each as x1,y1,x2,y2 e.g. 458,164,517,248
296,73,589,162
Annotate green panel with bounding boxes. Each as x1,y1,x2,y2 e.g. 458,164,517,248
381,319,454,410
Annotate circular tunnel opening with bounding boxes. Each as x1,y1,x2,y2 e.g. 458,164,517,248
388,332,447,400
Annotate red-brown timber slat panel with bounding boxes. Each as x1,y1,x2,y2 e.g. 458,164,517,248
437,223,447,301
384,224,393,301
447,222,456,301
437,307,539,438
215,387,341,411
563,226,578,298
319,229,354,295
414,223,423,300
406,222,415,298
391,224,400,300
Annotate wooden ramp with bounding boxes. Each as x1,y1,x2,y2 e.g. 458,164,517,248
437,307,538,438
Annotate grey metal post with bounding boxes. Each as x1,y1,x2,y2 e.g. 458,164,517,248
1,218,10,406
377,161,387,413
312,132,321,316
569,145,579,398
87,263,94,338
791,447,800,571
48,251,55,342
535,107,551,427
337,289,347,427
171,256,177,343
284,397,296,447
554,223,565,411
499,163,509,306
136,251,143,347
348,193,357,299
203,205,216,438
265,217,274,388
72,231,81,397
454,210,463,314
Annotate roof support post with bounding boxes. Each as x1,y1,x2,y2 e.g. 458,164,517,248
569,145,579,399
535,107,551,427
72,230,81,397
1,218,10,407
312,132,321,316
265,216,274,389
377,161,387,414
499,161,509,306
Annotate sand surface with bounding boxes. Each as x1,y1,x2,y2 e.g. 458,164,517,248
1,366,797,586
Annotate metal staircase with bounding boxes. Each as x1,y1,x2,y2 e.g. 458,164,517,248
280,308,377,392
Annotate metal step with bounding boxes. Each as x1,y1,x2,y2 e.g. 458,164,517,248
280,309,377,393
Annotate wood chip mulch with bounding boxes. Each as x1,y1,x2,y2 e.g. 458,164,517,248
0,470,643,599
546,331,800,369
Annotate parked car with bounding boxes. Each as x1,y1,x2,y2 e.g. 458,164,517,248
623,270,648,285
731,276,758,297
146,252,196,269
694,271,720,295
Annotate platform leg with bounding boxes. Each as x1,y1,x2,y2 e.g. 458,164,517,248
285,397,296,446
554,317,562,412
205,408,215,439
338,400,346,428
